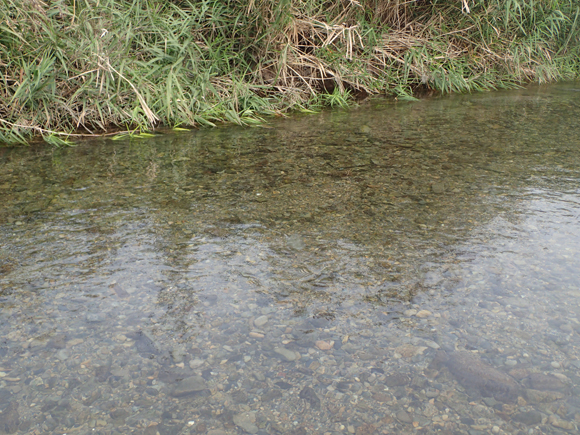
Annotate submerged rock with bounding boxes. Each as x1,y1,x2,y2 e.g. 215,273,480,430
441,352,520,402
233,411,258,434
524,373,568,392
171,376,207,397
299,386,321,409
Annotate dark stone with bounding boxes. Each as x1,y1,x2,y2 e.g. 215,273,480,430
83,390,102,406
513,411,542,425
0,402,19,434
384,374,409,387
275,381,292,390
232,390,248,403
227,353,243,363
134,330,160,359
261,390,283,402
0,390,12,406
171,376,207,398
110,408,130,422
396,410,413,424
95,365,111,382
47,335,66,349
444,352,519,402
40,401,58,412
525,373,568,392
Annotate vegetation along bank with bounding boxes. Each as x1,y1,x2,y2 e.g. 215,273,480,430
1,0,579,145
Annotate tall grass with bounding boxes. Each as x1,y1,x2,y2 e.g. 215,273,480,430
1,0,579,145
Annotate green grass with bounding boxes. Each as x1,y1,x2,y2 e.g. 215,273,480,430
1,0,579,145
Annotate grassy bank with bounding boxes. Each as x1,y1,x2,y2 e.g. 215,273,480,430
1,0,579,145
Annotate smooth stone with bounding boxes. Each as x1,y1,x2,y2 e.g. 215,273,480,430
396,410,413,424
549,414,575,430
423,339,440,349
315,340,334,350
233,411,258,434
431,182,445,194
0,402,19,434
207,431,228,435
170,347,186,363
253,372,266,381
287,234,305,251
254,316,269,328
527,373,568,391
404,309,417,317
550,361,561,368
274,347,296,361
189,358,204,368
505,359,517,366
524,388,564,403
86,314,105,323
416,310,432,318
56,349,69,361
513,411,542,425
171,376,207,397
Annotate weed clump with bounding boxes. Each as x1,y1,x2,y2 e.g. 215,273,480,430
1,0,579,145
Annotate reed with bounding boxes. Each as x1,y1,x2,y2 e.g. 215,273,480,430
1,0,578,145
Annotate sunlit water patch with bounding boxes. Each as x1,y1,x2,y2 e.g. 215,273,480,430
1,83,580,435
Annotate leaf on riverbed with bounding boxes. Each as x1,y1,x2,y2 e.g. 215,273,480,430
299,386,321,409
110,283,130,299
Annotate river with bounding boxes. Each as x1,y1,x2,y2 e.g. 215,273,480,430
1,83,580,434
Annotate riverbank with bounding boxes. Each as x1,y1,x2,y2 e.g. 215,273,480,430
1,0,579,145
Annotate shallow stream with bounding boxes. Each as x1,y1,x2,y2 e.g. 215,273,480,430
1,83,580,435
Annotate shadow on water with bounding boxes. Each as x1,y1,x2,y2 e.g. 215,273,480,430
1,83,580,434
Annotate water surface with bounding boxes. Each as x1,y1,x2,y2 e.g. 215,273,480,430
1,83,580,435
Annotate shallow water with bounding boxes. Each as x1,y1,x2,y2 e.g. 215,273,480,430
1,83,580,435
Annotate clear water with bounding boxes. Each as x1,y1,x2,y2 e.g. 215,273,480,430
1,83,580,435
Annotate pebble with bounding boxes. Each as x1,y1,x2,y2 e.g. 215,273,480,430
233,411,258,434
170,347,186,363
404,309,417,317
274,347,297,361
56,349,69,361
86,313,105,323
396,410,413,424
189,358,204,368
514,411,542,425
171,376,207,397
315,340,334,350
550,361,560,368
66,338,83,347
549,414,575,430
431,182,445,193
423,339,440,349
416,310,432,318
254,316,269,327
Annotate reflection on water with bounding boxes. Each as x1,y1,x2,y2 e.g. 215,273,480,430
1,83,580,435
